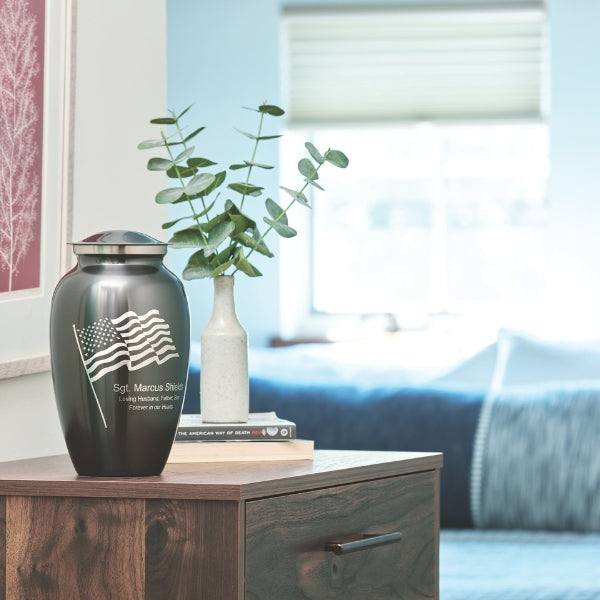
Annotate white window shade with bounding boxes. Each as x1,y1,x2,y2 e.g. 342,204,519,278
283,5,546,123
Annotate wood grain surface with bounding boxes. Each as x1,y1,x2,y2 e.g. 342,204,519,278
246,471,437,600
145,499,241,599
5,496,144,599
0,451,442,501
0,497,5,597
0,497,244,600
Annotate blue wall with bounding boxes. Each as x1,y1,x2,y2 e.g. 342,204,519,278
168,0,600,344
167,0,283,346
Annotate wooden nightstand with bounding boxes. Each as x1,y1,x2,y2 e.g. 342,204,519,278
0,450,442,599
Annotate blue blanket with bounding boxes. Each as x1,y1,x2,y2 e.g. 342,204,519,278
471,384,600,532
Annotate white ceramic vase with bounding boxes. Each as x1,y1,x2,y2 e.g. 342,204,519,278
200,275,249,423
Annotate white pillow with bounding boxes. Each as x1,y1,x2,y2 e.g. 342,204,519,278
495,329,600,388
432,342,498,388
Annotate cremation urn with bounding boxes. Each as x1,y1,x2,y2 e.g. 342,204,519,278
50,231,190,476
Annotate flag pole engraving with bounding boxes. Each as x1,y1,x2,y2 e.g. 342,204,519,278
72,309,180,429
72,323,108,429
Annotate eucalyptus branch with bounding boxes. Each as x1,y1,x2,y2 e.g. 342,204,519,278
240,160,326,269
240,109,265,210
159,125,208,244
172,112,211,223
138,103,348,281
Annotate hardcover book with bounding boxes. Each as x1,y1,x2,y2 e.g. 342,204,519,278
175,411,297,442
167,439,314,463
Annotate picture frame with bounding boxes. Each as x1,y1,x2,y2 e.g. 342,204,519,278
0,0,75,379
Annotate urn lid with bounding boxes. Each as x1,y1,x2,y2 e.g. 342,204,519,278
71,230,168,256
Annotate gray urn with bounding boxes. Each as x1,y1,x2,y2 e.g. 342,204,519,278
50,231,190,476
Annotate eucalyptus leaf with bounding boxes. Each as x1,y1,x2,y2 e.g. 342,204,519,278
225,200,257,232
163,140,185,147
183,127,205,143
225,198,248,216
174,147,195,164
162,216,190,229
265,198,288,224
141,129,181,150
169,227,205,248
305,142,324,164
155,187,184,204
324,149,349,168
235,128,256,139
196,199,217,218
203,220,236,256
258,104,285,116
188,157,217,168
167,164,197,179
280,186,310,207
150,117,176,125
234,130,282,142
235,260,262,277
201,211,227,232
230,214,255,235
210,262,234,277
245,160,274,169
305,178,325,191
228,182,263,196
298,158,318,180
234,231,274,257
193,170,226,198
176,171,224,202
280,186,300,199
229,163,249,170
252,227,272,255
177,105,193,120
162,201,216,229
213,242,237,266
147,157,174,171
182,250,213,280
185,172,216,196
137,138,165,150
264,217,297,238
233,248,262,276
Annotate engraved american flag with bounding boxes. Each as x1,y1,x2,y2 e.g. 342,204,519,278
73,309,179,383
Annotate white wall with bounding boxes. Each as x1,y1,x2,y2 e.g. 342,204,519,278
70,0,167,240
0,0,167,462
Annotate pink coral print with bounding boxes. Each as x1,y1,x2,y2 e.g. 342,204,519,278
0,0,44,292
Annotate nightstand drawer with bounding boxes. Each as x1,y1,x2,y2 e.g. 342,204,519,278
245,470,437,600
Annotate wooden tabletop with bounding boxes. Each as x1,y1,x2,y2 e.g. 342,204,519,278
0,450,442,501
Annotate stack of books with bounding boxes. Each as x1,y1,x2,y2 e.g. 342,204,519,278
167,412,314,463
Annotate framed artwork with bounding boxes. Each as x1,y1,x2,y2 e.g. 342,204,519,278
0,0,75,379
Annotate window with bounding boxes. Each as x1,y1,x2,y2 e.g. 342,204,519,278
279,5,548,339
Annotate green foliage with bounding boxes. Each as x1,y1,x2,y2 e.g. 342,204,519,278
138,103,348,280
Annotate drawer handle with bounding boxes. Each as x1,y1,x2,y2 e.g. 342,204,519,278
324,532,402,555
